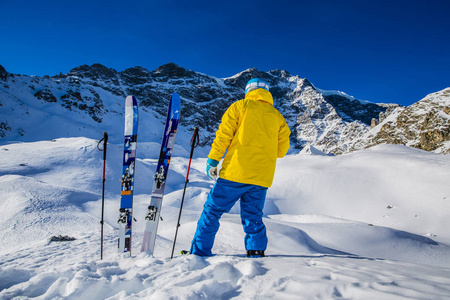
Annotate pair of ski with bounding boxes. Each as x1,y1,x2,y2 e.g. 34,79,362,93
117,93,180,256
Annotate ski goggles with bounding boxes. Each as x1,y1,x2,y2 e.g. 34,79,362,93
245,80,270,94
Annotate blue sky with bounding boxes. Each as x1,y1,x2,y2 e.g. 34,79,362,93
1,0,449,106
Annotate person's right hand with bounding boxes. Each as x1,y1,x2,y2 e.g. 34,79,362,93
206,158,219,181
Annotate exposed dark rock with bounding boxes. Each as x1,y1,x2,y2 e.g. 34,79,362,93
50,235,76,242
151,63,195,80
348,88,450,154
0,65,8,81
0,121,12,137
34,89,57,103
121,66,151,85
68,63,118,80
323,94,391,126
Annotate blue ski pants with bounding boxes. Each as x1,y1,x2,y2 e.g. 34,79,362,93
190,178,268,256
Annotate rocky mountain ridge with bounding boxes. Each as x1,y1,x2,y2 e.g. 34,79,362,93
1,63,448,154
349,88,450,154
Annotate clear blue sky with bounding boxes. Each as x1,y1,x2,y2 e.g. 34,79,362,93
1,0,449,106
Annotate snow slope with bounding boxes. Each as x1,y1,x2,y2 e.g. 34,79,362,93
0,138,449,299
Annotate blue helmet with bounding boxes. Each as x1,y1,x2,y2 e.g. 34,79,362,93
245,78,270,94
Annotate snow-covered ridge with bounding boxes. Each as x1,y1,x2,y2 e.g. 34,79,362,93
316,87,368,104
1,63,449,154
0,63,407,155
349,87,450,154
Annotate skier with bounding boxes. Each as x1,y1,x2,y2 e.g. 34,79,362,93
190,78,291,258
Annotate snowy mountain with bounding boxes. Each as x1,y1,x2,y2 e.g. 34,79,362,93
349,88,450,154
2,63,448,155
0,63,416,154
0,137,449,299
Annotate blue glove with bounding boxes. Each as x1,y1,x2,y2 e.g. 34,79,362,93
206,158,219,181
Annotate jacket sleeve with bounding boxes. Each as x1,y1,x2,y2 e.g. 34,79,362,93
277,116,291,158
208,101,241,161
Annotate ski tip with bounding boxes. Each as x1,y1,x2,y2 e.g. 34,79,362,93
170,92,181,102
126,95,138,106
169,93,181,117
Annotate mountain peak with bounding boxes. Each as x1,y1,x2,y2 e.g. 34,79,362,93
122,66,150,75
120,66,151,85
0,65,8,80
268,69,292,79
224,68,272,90
152,63,194,79
68,63,118,80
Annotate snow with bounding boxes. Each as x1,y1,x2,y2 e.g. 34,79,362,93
1,138,450,299
299,144,334,156
315,87,376,105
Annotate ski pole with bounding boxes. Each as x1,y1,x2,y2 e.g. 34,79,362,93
97,132,108,260
171,127,200,259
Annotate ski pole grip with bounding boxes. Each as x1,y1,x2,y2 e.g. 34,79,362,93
190,127,200,149
103,132,108,145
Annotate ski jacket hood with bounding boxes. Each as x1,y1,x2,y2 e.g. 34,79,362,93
208,88,291,188
245,88,273,105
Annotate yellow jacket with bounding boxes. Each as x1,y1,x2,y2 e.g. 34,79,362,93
208,88,291,188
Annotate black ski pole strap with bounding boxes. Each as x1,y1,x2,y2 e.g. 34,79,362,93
97,139,104,151
97,132,108,151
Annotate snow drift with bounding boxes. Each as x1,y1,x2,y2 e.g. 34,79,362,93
0,138,449,299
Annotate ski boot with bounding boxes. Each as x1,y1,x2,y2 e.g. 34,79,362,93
247,250,265,258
